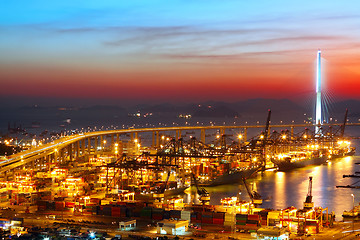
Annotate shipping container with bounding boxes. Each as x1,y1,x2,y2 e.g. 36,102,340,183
213,212,225,220
140,207,152,219
213,218,224,225
55,201,65,211
163,211,170,219
170,210,181,219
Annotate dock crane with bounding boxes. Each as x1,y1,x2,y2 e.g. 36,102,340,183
191,173,210,205
303,176,314,210
263,110,272,147
242,177,262,206
340,109,348,138
153,171,171,199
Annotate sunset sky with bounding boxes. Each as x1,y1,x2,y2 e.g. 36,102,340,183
1,1,360,105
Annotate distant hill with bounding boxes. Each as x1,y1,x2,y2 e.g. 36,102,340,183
331,100,360,118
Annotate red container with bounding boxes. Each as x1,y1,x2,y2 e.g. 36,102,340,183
38,205,46,211
213,218,224,225
247,214,260,221
55,202,65,211
112,206,121,217
65,202,75,208
152,213,163,220
213,212,225,219
245,223,258,227
112,206,121,212
202,218,213,224
112,212,121,217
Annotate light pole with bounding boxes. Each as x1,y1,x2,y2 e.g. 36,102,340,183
351,193,355,232
238,134,242,147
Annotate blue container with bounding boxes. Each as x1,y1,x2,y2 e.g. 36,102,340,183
163,211,170,219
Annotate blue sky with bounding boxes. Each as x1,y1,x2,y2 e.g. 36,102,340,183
1,1,360,103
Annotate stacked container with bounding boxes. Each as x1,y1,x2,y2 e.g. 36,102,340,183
0,191,9,203
152,208,164,220
140,207,152,219
258,210,269,226
213,212,225,225
103,205,112,216
46,201,56,210
83,205,93,215
181,210,191,222
236,214,247,226
55,201,65,211
163,210,170,219
120,205,127,217
37,200,47,211
246,214,260,228
268,211,281,227
111,206,121,217
201,212,213,224
191,212,197,223
224,213,235,226
170,210,181,219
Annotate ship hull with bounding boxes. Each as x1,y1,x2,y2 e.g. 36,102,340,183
330,148,356,160
135,186,188,200
272,156,327,171
199,166,261,187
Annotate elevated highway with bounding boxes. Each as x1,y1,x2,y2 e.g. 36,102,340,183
1,122,359,175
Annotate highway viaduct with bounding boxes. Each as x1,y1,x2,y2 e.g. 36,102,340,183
1,122,359,177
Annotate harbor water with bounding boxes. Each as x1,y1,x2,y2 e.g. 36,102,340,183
194,139,360,221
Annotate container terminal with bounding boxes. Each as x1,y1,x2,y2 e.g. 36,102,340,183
0,112,358,239
0,50,359,239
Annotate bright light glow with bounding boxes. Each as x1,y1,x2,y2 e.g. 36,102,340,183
238,134,242,139
315,50,322,133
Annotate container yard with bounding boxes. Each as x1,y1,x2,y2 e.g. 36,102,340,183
0,109,358,239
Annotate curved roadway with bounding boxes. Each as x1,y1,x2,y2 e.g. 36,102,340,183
1,122,358,173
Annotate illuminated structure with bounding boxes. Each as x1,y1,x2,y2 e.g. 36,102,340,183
315,50,322,134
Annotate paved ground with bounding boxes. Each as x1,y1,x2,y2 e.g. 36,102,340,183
3,208,360,239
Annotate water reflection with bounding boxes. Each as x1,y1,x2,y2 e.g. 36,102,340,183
198,155,360,221
183,140,360,221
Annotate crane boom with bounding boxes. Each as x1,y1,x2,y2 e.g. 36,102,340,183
304,176,314,209
263,110,272,142
340,109,348,138
191,173,210,204
242,177,262,206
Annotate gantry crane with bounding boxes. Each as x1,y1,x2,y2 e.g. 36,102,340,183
303,176,314,210
191,173,210,205
242,177,262,206
153,171,171,199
